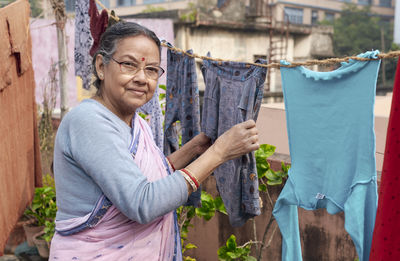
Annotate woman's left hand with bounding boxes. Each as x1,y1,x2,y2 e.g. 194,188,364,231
191,132,212,156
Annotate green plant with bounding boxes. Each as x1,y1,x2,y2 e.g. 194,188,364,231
43,219,55,243
254,144,290,260
256,144,289,190
180,3,197,22
141,5,166,13
195,191,227,220
218,235,256,261
24,186,57,228
178,191,227,260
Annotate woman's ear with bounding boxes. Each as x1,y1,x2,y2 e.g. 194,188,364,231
95,54,105,80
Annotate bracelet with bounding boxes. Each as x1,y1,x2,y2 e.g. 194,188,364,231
181,168,200,189
166,157,176,171
179,170,198,192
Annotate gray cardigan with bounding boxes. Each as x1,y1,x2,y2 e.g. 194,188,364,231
54,99,188,224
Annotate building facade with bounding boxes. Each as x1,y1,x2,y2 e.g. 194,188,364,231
59,0,395,93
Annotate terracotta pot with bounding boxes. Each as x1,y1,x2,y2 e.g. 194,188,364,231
22,223,45,247
33,231,49,258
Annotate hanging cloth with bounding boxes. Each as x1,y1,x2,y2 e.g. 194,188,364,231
74,0,93,90
201,55,267,226
137,86,164,151
164,46,202,206
369,58,400,260
89,0,108,57
273,51,381,261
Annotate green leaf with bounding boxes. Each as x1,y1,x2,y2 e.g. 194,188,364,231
226,252,241,259
267,178,283,186
265,169,280,181
226,235,237,250
255,144,276,159
185,243,197,249
158,84,166,90
214,196,227,215
259,184,267,192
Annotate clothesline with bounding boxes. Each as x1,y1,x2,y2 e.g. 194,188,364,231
161,43,400,69
95,0,400,69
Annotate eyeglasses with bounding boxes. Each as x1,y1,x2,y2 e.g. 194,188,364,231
111,57,165,80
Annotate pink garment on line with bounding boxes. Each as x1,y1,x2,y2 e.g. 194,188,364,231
49,115,177,260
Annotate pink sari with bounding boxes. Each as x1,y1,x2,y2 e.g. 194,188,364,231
49,115,181,260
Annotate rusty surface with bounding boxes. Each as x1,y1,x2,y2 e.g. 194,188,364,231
0,0,42,254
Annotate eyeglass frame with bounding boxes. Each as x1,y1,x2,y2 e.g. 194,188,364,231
110,57,165,80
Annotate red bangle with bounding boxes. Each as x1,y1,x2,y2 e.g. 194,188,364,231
166,157,176,171
181,168,200,188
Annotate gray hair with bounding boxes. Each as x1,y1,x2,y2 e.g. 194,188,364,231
91,22,161,93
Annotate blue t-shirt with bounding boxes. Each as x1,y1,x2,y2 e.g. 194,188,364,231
273,51,381,261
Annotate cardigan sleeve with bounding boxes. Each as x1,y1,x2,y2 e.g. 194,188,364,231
62,109,188,224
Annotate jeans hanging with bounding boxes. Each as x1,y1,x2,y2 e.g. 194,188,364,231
201,55,267,226
165,46,201,207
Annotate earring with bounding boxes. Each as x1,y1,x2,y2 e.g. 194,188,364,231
99,73,103,80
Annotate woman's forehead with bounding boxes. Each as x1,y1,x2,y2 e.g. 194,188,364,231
114,35,160,61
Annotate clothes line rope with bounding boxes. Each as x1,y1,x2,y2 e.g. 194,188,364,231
94,0,400,69
161,43,400,69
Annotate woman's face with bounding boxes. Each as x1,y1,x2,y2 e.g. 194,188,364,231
95,35,160,123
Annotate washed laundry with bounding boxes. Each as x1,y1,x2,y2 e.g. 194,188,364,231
274,51,381,261
89,0,108,57
201,56,267,227
137,86,164,151
369,58,400,261
164,46,202,206
74,0,93,90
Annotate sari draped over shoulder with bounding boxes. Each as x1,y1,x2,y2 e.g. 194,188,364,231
49,115,182,261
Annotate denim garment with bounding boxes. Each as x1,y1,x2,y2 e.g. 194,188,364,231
137,86,164,151
164,47,201,206
201,56,267,227
274,51,380,261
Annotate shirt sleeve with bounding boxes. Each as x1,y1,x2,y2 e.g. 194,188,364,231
64,110,188,224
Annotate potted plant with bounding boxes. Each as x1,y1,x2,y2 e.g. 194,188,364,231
23,184,57,253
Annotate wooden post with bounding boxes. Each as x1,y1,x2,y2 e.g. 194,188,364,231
50,0,68,119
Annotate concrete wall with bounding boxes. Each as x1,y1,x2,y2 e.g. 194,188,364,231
174,24,333,92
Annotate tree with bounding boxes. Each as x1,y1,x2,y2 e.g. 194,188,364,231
0,0,43,17
330,3,396,86
29,0,43,17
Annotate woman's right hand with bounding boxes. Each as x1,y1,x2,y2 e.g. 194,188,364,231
211,119,260,163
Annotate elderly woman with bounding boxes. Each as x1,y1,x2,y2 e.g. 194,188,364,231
49,22,259,260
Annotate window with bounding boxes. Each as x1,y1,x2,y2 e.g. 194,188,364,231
358,0,372,5
379,0,391,7
284,7,303,24
117,0,136,7
324,12,334,22
311,10,318,25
